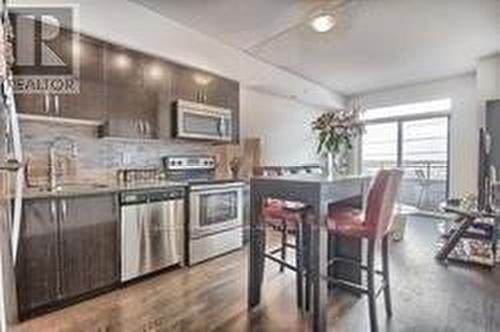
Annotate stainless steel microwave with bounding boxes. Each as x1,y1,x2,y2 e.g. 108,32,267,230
173,99,233,141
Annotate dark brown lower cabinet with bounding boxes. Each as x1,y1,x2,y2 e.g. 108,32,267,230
16,199,60,316
16,194,120,318
59,195,119,300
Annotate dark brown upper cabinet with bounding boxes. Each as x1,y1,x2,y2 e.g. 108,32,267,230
12,19,240,142
174,67,232,109
55,31,105,120
14,27,105,121
102,46,176,139
102,45,144,138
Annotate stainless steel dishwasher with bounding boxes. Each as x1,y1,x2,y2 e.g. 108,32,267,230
120,188,185,282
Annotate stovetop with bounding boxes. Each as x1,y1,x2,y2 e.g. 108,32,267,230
162,155,244,187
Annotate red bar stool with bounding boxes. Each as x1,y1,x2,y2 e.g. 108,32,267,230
325,169,403,332
262,198,311,308
263,199,299,272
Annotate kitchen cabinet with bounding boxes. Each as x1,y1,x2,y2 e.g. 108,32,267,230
102,44,142,138
55,32,105,121
174,68,195,103
226,79,240,143
14,29,105,120
12,20,240,141
139,58,176,140
174,67,233,109
16,193,119,318
16,199,60,317
102,45,168,139
155,60,176,140
59,194,119,300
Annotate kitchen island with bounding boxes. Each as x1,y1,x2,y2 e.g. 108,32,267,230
248,174,370,332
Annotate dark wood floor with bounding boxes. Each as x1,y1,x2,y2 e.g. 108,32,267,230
13,216,500,332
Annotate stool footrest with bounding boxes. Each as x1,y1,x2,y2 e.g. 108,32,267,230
320,275,388,299
328,257,384,275
264,253,298,272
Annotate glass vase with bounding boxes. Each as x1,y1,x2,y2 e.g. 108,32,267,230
326,152,336,179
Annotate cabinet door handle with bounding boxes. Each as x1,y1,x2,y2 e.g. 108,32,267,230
44,94,51,114
144,121,149,136
137,120,142,135
50,200,58,223
61,199,67,222
54,95,60,115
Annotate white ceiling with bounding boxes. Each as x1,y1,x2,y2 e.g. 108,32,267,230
133,0,499,96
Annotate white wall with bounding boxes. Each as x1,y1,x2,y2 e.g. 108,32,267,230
12,0,344,109
241,88,325,166
353,74,480,198
477,54,500,102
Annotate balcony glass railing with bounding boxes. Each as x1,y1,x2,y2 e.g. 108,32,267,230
363,160,448,211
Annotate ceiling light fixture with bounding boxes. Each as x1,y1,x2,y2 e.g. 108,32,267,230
115,54,131,69
193,73,212,86
148,64,164,80
310,13,336,33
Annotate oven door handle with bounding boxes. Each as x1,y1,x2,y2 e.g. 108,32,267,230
190,182,244,192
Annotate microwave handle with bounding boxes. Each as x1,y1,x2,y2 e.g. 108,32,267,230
218,118,227,137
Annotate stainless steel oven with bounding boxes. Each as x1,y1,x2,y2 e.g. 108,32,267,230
173,99,232,141
188,182,244,265
189,182,243,238
163,155,244,265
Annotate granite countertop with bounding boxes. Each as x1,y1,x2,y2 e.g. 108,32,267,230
22,180,188,200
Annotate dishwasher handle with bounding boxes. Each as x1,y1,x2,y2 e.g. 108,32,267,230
149,189,185,202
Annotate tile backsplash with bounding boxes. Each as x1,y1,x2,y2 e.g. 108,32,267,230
20,119,214,185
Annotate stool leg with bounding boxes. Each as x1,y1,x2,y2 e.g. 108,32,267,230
280,221,287,272
417,187,424,208
304,223,311,312
367,239,378,332
295,221,303,308
382,235,393,317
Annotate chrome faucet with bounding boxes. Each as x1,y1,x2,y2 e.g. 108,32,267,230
48,136,78,191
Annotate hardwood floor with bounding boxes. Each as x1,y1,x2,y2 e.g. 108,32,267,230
13,216,500,332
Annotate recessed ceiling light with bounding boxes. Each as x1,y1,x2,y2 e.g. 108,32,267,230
193,73,212,86
115,54,131,69
148,64,164,80
310,13,336,33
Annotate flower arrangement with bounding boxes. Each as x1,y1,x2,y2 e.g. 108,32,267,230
312,105,364,155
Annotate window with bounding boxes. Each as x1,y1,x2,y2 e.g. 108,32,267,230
361,122,398,176
360,99,451,121
401,117,448,181
360,99,450,210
